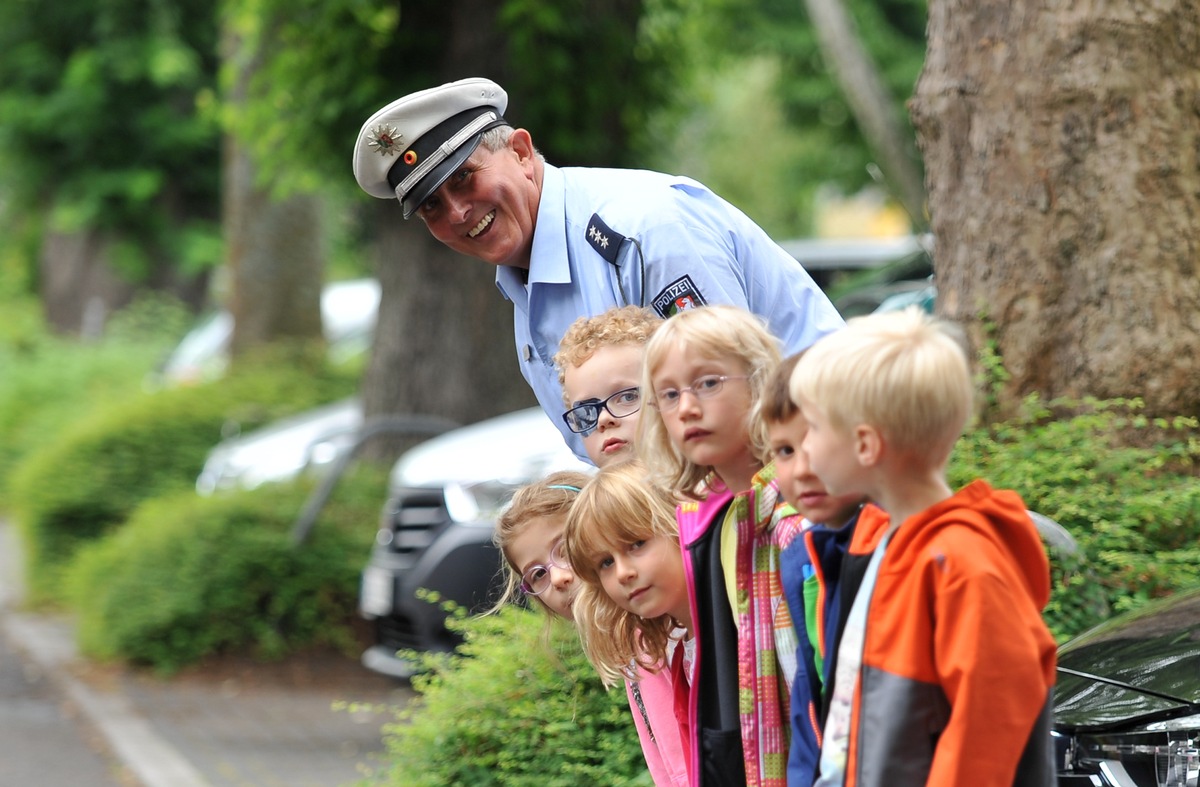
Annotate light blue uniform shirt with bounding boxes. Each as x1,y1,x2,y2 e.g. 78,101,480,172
496,163,844,461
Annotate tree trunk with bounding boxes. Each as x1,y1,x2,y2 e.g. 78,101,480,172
223,135,324,359
910,0,1200,419
359,202,536,460
802,0,928,224
38,227,210,338
221,13,324,366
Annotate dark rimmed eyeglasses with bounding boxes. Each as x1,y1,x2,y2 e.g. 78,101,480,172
519,540,570,596
561,386,642,435
649,374,749,411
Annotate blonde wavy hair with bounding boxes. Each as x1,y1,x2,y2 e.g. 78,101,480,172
490,469,593,616
637,305,782,499
790,306,974,470
553,305,661,396
562,460,683,686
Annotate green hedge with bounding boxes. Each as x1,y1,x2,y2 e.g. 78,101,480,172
359,603,653,787
7,360,356,602
0,294,192,487
66,470,383,674
948,397,1200,640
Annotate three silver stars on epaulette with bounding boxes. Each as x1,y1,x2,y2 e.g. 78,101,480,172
588,224,610,249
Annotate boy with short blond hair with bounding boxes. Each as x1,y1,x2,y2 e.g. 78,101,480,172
789,307,1057,787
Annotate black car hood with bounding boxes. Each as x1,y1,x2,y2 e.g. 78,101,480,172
1054,587,1200,730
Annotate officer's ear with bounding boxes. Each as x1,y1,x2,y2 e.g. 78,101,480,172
510,129,536,164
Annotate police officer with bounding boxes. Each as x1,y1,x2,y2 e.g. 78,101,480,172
353,77,844,460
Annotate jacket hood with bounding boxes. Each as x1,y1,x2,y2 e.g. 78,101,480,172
852,480,1051,608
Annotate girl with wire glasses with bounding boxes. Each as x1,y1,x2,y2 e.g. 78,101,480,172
491,472,690,786
638,304,805,787
491,471,593,621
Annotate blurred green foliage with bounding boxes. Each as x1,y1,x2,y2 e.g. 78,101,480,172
6,348,357,602
359,602,652,787
0,292,194,486
949,397,1200,641
0,0,930,297
67,469,383,674
648,0,928,236
0,0,221,276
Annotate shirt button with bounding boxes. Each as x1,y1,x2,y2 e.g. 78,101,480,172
522,344,532,362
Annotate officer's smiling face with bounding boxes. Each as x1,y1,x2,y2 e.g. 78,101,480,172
416,129,541,270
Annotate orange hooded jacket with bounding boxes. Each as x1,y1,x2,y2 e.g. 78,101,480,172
835,480,1058,787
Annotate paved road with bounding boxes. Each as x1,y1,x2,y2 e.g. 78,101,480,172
0,517,411,787
0,602,136,786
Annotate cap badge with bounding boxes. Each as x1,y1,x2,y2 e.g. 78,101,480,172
403,150,418,165
367,124,402,156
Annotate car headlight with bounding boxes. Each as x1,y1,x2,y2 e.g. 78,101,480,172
1065,723,1199,787
442,480,520,526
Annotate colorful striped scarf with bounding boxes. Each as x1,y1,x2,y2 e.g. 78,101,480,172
731,462,805,786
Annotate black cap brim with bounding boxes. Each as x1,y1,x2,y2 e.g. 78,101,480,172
399,136,483,220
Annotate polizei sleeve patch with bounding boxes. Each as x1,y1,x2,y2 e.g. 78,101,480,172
652,275,708,318
585,213,625,264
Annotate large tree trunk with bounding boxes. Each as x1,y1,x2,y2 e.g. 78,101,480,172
910,0,1200,419
223,136,324,359
360,203,536,460
38,228,209,338
221,14,324,366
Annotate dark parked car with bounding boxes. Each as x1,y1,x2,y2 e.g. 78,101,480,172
358,408,592,677
1053,587,1200,786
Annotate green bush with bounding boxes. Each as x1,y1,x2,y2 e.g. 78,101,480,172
948,396,1200,641
66,469,383,674
359,603,652,787
7,359,356,602
0,294,191,487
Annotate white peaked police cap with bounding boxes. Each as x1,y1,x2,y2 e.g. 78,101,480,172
352,77,509,218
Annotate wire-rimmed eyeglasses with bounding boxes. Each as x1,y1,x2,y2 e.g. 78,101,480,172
649,375,748,411
519,539,571,596
561,386,641,435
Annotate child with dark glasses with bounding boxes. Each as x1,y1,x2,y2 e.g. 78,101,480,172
554,305,660,468
484,307,688,785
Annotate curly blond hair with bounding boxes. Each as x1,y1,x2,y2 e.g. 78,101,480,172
553,306,661,397
562,460,682,686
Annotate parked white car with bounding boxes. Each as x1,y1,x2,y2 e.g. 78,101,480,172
153,278,381,388
195,398,364,495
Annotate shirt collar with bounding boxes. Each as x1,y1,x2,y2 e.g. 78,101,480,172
525,163,571,285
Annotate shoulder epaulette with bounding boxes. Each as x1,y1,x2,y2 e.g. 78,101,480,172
585,213,625,264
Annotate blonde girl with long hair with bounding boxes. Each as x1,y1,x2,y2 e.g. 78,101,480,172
638,304,806,787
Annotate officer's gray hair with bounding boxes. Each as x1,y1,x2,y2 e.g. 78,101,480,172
480,125,546,163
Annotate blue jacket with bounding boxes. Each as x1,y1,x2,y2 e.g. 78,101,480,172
779,510,862,787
